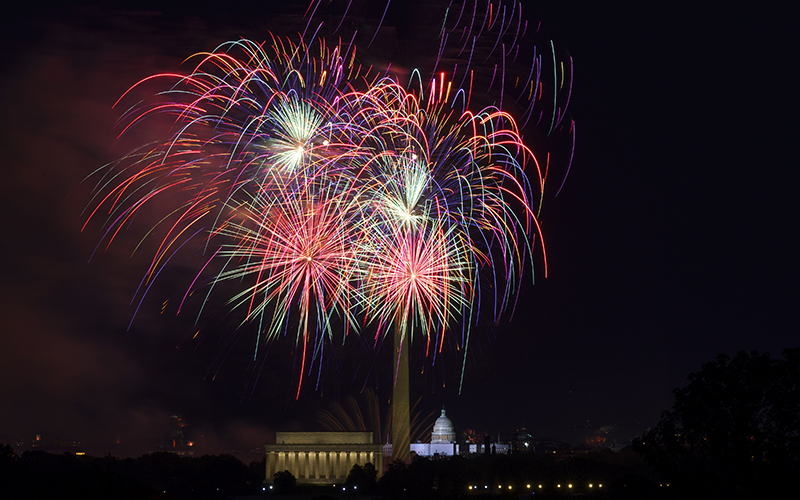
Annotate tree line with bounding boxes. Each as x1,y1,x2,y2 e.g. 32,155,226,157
0,446,264,500
635,348,799,499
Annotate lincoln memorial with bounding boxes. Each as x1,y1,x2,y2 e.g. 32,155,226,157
265,431,383,485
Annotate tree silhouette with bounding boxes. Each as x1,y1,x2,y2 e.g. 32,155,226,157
345,462,377,493
635,348,800,499
272,469,297,494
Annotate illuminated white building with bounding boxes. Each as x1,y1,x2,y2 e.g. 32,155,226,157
403,408,510,457
431,408,456,443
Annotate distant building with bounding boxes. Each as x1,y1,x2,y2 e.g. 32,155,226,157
264,432,383,485
431,408,455,443
390,409,510,457
431,408,456,444
493,426,536,453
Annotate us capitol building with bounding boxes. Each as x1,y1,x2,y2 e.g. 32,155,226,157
264,408,508,485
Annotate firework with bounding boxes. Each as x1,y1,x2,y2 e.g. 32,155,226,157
86,0,574,461
209,175,366,396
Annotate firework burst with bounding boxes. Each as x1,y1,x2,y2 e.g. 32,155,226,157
208,175,365,396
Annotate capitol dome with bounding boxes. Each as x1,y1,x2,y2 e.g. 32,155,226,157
431,408,455,443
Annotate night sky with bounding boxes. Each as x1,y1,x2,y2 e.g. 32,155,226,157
1,0,795,455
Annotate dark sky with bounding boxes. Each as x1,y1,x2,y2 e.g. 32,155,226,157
0,0,795,454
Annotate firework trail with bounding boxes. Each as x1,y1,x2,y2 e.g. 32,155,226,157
316,387,436,445
84,1,574,403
